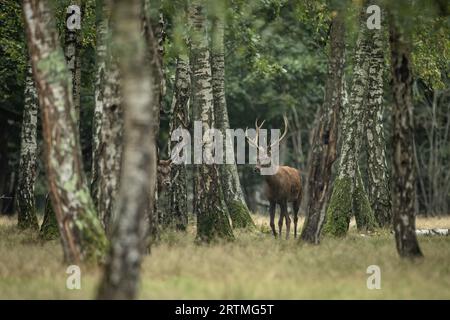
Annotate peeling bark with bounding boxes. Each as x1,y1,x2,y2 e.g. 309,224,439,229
167,55,190,231
389,18,422,258
189,0,234,242
365,9,391,228
91,0,123,234
23,0,107,263
17,61,39,231
97,0,157,299
324,5,377,236
211,16,254,229
301,15,345,244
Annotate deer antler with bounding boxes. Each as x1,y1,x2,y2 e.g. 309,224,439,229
270,114,288,149
246,118,267,151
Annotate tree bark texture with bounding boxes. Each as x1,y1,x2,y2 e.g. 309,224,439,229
324,6,377,236
143,0,165,241
23,0,107,263
64,0,82,123
189,0,234,242
17,61,39,231
301,15,345,244
365,8,391,228
211,16,254,229
97,0,158,299
91,0,123,234
389,18,422,258
167,55,190,231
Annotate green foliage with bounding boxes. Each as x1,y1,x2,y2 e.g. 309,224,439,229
0,0,26,108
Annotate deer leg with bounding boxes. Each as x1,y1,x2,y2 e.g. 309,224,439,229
269,202,277,238
281,202,290,240
293,201,299,239
278,204,284,239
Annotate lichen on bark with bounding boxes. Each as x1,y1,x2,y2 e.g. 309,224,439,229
23,0,107,263
324,3,376,236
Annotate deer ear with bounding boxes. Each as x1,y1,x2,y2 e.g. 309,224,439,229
159,159,172,166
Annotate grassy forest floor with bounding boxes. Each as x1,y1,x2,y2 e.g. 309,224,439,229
0,214,449,299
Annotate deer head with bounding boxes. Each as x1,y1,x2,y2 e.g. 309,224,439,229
245,115,288,174
157,159,172,192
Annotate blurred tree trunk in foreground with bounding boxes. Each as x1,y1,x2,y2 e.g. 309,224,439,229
97,0,157,299
211,11,254,229
23,0,107,263
189,0,234,242
301,14,345,244
91,0,123,234
16,61,39,231
323,5,377,236
389,18,422,258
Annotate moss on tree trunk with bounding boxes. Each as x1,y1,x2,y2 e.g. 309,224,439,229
39,194,59,240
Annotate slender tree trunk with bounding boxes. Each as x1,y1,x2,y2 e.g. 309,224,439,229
167,55,190,230
323,5,377,236
211,15,254,229
189,0,234,242
97,0,157,299
23,0,107,263
64,0,82,123
91,0,123,234
365,10,391,228
389,18,422,258
17,61,39,231
143,0,165,240
301,15,345,244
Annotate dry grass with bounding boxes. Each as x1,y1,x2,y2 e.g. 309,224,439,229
0,214,449,299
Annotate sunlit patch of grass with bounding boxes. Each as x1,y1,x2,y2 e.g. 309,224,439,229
0,214,449,299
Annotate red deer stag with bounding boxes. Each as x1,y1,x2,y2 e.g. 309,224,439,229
246,116,302,239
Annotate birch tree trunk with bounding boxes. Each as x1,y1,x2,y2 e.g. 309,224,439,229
91,0,123,234
189,0,234,242
23,0,107,263
97,0,157,299
167,55,190,230
17,61,39,231
301,14,345,244
389,18,423,258
211,15,254,229
143,0,165,240
64,0,82,123
323,6,377,236
365,10,391,228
